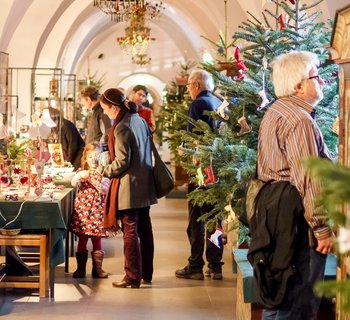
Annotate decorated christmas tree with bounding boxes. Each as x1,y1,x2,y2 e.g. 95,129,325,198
158,0,338,234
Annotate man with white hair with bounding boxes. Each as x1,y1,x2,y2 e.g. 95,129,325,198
248,51,333,319
175,70,223,281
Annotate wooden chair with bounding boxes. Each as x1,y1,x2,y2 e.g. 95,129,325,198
0,234,48,298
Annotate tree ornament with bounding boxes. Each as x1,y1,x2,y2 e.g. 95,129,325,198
208,227,223,248
257,89,270,111
232,46,248,80
288,0,295,4
196,166,205,186
204,165,217,185
214,88,230,120
217,99,230,120
277,14,287,30
237,116,252,136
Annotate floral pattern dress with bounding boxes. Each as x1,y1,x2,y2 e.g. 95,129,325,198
70,173,108,237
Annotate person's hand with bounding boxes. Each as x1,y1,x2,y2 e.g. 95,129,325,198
79,170,89,180
315,236,333,254
100,178,110,194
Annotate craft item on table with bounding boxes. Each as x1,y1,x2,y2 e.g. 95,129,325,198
237,116,252,136
208,227,223,248
48,144,64,166
33,160,45,196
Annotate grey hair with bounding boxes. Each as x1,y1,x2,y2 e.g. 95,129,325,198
270,51,320,98
189,69,215,92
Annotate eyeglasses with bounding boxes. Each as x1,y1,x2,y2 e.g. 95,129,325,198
186,82,196,87
307,75,322,81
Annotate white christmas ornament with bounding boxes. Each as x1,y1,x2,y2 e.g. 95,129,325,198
208,228,223,248
257,89,270,111
217,99,230,120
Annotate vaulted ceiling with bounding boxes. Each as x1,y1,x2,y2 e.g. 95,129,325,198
0,0,348,97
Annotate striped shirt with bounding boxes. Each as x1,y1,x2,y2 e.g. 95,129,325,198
257,95,332,239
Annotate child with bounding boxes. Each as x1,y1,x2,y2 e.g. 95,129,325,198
70,143,110,278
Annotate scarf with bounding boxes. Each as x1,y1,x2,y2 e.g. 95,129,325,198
103,108,126,230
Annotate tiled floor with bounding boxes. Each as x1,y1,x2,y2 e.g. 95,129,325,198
0,197,237,319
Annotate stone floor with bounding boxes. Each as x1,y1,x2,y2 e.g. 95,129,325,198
0,196,237,320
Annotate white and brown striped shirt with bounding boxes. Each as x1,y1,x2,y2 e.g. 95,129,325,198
257,95,332,239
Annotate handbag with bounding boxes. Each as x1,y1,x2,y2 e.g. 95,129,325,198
150,136,174,199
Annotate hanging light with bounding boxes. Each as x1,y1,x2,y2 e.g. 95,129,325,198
132,54,151,65
117,19,154,57
93,0,165,23
116,1,164,59
93,0,136,22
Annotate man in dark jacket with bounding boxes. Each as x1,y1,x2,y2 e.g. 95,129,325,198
175,70,223,281
80,86,111,149
49,107,85,170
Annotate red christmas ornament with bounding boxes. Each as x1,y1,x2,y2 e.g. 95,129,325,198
234,46,240,61
288,0,295,4
278,14,287,30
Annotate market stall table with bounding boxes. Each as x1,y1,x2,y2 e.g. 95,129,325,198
0,188,74,298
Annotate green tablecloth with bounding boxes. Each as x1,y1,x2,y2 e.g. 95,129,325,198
0,188,74,267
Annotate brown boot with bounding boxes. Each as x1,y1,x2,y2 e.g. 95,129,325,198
73,250,88,278
91,250,108,278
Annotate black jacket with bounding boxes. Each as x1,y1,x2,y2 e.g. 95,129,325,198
247,181,304,308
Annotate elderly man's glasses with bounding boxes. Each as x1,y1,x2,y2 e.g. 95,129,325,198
307,75,322,81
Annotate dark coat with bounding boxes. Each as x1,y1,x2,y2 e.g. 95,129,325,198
247,181,304,309
61,119,85,170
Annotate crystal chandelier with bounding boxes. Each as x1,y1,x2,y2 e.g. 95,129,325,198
93,0,164,22
116,16,154,57
93,0,136,22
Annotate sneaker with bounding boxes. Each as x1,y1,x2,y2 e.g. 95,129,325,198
175,266,204,280
205,268,223,280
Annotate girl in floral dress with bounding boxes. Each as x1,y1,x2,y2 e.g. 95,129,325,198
70,143,110,278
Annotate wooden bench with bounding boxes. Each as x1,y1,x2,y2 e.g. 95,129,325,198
0,234,48,298
233,249,336,320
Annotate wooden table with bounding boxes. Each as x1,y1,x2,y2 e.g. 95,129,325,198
0,188,74,298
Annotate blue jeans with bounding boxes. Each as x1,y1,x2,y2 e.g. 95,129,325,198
262,248,327,320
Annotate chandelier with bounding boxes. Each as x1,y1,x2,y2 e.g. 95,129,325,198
116,17,154,57
132,54,151,65
93,0,165,22
93,0,135,22
116,1,164,59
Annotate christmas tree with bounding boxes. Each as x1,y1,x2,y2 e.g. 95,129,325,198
304,157,350,312
168,0,338,233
